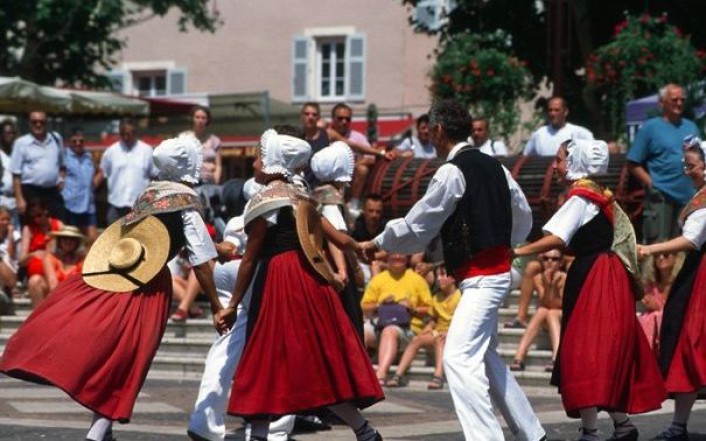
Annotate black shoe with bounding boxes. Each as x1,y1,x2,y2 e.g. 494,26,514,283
186,430,210,441
652,429,690,441
608,427,638,441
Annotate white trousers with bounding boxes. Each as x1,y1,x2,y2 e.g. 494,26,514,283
443,272,545,441
187,268,295,441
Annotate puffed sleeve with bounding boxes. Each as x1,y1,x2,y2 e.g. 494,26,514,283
181,209,218,266
682,208,706,248
542,196,599,244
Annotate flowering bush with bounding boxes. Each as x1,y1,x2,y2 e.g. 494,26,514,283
430,30,533,138
586,13,706,138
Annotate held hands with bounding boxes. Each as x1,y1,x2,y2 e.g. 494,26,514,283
636,245,650,259
213,306,237,335
356,241,379,263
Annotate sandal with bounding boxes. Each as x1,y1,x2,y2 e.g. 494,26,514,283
509,359,525,371
170,308,188,322
188,305,204,318
544,359,555,372
427,375,444,390
386,374,405,387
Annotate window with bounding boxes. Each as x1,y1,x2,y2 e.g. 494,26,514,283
105,67,186,96
292,33,366,103
135,73,167,97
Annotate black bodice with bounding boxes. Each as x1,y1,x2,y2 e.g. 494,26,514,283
567,211,613,256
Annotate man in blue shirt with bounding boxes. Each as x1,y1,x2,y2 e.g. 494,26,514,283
10,111,65,223
62,128,98,244
627,83,699,244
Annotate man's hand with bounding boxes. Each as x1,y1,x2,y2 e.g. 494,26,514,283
215,241,237,263
381,150,396,161
214,306,236,335
357,241,379,263
636,244,650,259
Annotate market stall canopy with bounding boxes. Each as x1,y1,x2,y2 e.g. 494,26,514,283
0,76,148,116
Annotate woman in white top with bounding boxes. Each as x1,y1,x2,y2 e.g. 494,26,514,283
636,137,706,441
513,138,665,441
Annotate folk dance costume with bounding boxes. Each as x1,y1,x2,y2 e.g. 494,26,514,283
0,135,220,440
515,138,665,441
222,129,383,441
310,142,365,339
374,140,545,441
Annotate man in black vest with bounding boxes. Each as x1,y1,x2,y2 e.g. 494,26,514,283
359,100,545,441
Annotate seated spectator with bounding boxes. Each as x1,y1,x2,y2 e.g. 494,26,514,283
361,253,432,384
510,249,566,372
386,266,460,389
350,194,387,281
638,251,684,353
0,206,19,314
43,226,86,291
19,200,63,307
167,251,192,304
396,114,437,159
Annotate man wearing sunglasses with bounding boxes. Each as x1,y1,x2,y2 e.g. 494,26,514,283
62,128,98,244
628,83,699,244
10,111,66,223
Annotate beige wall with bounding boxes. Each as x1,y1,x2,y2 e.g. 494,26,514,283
117,1,438,116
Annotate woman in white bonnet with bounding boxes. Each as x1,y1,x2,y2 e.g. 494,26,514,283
513,138,666,441
1,134,222,441
218,126,384,441
637,136,706,441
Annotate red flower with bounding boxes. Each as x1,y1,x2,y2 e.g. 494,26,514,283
486,69,495,77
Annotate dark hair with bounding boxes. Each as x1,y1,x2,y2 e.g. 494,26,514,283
118,117,136,131
0,119,15,132
190,105,212,126
70,127,84,137
428,100,471,142
331,102,352,118
24,199,48,225
416,114,429,127
685,144,705,162
272,124,305,140
364,193,383,205
301,102,321,115
548,96,568,110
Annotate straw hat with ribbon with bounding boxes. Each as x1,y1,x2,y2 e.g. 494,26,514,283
82,216,170,292
50,225,87,242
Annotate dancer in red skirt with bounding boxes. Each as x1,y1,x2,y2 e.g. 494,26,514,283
216,127,384,441
0,134,222,441
514,138,666,441
637,136,706,441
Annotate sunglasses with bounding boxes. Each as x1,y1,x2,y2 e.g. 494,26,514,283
30,119,46,125
335,116,351,122
71,139,85,145
541,256,561,262
656,252,675,259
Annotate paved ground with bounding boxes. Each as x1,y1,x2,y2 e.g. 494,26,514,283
1,374,706,440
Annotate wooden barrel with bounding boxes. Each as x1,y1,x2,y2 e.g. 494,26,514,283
366,154,644,240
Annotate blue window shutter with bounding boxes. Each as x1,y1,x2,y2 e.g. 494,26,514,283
167,69,187,95
346,33,366,101
292,36,309,102
105,70,126,93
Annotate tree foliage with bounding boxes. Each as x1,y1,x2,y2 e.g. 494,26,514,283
0,0,219,88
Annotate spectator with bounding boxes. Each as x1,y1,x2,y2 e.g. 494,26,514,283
396,114,437,159
638,251,684,353
0,206,19,299
183,105,223,185
628,83,699,244
523,96,593,156
470,117,508,156
167,250,191,304
510,249,566,372
386,265,460,389
327,103,394,218
95,118,157,224
301,102,330,154
43,225,86,291
0,119,18,227
350,194,386,280
62,128,98,245
10,111,66,221
361,253,432,384
19,200,63,308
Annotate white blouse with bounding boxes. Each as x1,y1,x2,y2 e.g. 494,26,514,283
321,204,348,232
182,209,218,266
542,196,600,245
682,208,706,248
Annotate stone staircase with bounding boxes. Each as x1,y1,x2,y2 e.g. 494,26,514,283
0,289,554,388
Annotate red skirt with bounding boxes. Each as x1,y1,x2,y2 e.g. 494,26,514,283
665,255,706,393
557,253,666,417
0,270,172,422
228,250,384,418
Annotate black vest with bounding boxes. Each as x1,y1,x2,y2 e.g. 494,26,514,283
440,148,512,273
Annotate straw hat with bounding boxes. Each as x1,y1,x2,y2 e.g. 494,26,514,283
295,200,341,291
50,225,86,242
82,216,170,292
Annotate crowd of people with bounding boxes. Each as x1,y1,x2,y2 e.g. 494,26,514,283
0,80,704,441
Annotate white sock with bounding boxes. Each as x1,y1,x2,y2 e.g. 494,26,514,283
86,413,112,441
579,407,599,441
328,402,378,440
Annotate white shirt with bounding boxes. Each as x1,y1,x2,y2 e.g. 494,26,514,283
374,143,533,254
182,209,218,266
681,208,706,248
474,139,508,157
542,196,600,244
100,140,156,207
0,151,16,210
321,204,347,231
523,123,594,156
397,136,437,159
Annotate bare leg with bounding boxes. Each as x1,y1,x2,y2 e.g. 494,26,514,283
513,307,548,362
171,277,188,303
351,161,370,200
433,334,446,378
514,260,541,325
546,309,562,359
393,333,433,377
375,325,401,381
0,261,17,291
176,269,201,312
27,274,48,308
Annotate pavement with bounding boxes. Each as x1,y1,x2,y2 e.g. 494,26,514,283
1,374,706,440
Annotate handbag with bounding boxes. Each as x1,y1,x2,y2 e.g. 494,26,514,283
376,303,411,329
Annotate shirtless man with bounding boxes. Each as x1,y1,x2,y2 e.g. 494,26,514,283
509,249,566,372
